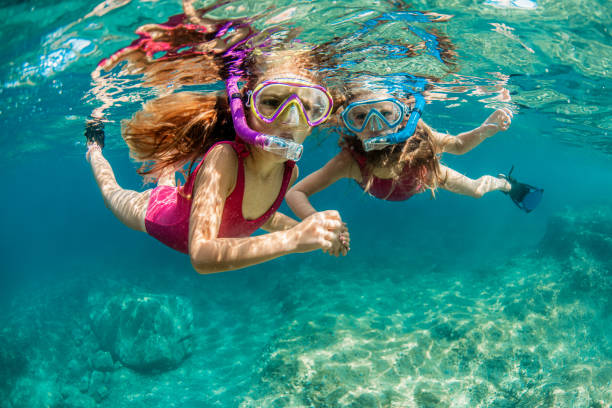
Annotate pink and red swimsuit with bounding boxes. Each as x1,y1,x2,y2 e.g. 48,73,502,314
144,141,295,253
344,146,426,201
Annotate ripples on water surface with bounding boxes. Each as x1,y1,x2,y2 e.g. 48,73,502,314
0,1,611,407
1,0,610,156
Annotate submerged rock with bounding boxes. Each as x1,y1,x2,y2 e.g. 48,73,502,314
89,292,194,373
91,350,114,372
9,377,62,408
539,206,612,313
478,357,510,384
540,206,612,265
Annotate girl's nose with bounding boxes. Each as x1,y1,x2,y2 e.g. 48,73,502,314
281,105,302,126
368,115,383,131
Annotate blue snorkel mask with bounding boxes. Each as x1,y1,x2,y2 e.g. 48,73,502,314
341,76,427,151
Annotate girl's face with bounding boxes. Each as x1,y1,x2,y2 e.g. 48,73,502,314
247,73,331,145
344,91,402,143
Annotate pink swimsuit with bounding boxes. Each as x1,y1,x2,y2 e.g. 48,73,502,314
145,141,295,254
345,146,425,201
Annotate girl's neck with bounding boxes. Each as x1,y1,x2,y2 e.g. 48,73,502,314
243,146,285,178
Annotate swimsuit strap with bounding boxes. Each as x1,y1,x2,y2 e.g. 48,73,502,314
182,139,294,222
181,140,248,199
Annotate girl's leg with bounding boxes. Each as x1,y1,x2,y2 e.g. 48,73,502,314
87,145,150,232
439,164,510,198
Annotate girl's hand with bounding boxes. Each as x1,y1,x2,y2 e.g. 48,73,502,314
482,108,513,135
291,210,344,253
323,222,350,257
85,117,105,148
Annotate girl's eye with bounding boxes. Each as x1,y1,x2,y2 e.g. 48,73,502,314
262,98,281,108
382,110,393,118
311,103,324,117
354,113,366,121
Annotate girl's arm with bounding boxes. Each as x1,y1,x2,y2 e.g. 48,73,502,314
439,164,510,198
187,144,343,274
286,149,356,220
430,108,513,155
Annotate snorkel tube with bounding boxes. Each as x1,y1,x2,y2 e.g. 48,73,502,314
363,76,427,152
226,76,304,162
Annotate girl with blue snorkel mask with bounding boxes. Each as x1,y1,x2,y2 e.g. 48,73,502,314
287,79,520,251
86,43,348,273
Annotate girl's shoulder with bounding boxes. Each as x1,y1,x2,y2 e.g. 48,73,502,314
191,142,240,195
339,145,366,169
332,148,362,181
200,142,241,170
337,146,359,164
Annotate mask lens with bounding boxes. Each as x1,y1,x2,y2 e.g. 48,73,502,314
254,84,290,119
345,106,369,129
295,86,330,123
372,100,402,125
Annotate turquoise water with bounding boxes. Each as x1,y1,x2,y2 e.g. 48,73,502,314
1,0,612,407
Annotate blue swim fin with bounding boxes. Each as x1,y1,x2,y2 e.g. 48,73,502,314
502,166,543,213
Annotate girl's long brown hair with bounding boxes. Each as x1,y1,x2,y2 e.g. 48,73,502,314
121,91,235,181
340,120,446,196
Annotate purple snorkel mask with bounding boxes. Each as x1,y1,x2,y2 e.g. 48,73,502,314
226,77,303,162
226,76,304,159
226,75,333,162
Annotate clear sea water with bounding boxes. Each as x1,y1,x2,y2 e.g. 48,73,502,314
1,0,611,407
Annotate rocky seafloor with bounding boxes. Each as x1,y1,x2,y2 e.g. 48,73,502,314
1,206,611,408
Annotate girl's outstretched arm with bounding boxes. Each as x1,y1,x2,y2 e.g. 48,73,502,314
286,149,356,220
187,144,343,274
431,108,513,155
439,164,510,198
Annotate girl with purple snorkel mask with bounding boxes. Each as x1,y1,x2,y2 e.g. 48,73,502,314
86,34,348,273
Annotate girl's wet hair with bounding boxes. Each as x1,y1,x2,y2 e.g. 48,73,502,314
122,91,233,181
339,120,446,196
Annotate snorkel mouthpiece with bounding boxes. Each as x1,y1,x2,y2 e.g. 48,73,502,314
226,77,303,161
363,135,395,151
262,136,304,161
